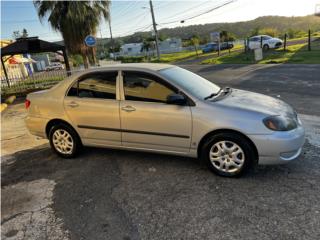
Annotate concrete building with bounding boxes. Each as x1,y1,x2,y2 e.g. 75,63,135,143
159,38,182,54
120,43,143,57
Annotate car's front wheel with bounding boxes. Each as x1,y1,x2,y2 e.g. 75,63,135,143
201,132,255,177
49,123,81,158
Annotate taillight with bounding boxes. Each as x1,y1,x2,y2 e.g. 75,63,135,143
25,99,31,109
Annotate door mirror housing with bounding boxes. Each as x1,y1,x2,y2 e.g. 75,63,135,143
167,93,187,105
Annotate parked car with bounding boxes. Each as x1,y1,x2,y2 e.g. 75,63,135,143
202,42,234,53
45,62,64,71
248,35,283,50
25,64,305,177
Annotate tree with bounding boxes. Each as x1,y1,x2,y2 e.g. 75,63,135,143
219,31,236,42
12,28,29,39
251,27,260,36
190,35,200,56
12,31,21,39
34,0,110,68
259,27,279,37
22,28,28,38
141,38,153,59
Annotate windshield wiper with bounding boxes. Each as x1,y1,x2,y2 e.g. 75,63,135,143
204,87,231,100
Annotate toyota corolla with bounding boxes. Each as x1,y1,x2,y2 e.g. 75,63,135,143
25,64,305,177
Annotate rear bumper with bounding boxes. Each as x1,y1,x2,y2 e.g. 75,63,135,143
248,125,305,165
25,115,48,138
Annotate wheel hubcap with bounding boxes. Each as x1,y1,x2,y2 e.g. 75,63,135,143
209,141,245,173
52,129,74,154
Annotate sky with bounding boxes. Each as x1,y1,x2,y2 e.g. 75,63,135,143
1,0,320,41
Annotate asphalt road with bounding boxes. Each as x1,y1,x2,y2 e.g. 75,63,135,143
1,64,320,240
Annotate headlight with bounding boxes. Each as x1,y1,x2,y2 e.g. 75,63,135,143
263,115,297,131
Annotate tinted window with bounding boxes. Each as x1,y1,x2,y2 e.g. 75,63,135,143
262,36,271,40
67,72,117,99
123,72,175,103
250,37,259,42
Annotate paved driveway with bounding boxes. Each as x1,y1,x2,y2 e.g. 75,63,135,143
1,64,320,240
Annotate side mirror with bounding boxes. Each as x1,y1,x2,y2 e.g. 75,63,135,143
167,93,187,105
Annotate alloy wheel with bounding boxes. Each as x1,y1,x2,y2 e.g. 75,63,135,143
52,129,74,155
209,141,245,173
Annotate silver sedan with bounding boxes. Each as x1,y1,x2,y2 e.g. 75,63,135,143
25,63,305,177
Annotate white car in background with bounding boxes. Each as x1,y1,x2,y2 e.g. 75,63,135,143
45,62,64,71
249,35,283,50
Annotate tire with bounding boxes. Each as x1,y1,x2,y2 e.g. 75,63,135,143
200,132,256,177
49,123,81,158
263,44,269,51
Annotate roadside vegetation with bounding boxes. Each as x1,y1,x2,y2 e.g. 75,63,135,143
201,43,320,64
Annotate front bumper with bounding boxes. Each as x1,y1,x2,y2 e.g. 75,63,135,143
248,125,305,165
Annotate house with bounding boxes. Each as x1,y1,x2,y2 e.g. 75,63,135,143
1,39,35,80
159,38,182,54
120,43,143,57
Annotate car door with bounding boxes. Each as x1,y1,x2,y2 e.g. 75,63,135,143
119,71,192,153
63,71,121,147
249,37,259,49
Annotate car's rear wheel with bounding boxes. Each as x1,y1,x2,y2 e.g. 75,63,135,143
201,132,255,177
49,123,81,158
263,44,269,51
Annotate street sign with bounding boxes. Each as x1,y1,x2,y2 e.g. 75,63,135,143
210,32,220,42
84,35,96,47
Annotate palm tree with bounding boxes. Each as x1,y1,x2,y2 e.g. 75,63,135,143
34,0,110,69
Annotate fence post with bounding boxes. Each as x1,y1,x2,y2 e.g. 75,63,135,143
260,36,263,49
308,29,311,51
244,39,247,53
284,33,287,51
1,57,10,87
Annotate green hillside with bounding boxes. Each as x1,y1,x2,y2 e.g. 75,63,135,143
119,15,320,43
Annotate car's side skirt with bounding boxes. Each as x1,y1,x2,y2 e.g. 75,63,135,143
78,125,190,139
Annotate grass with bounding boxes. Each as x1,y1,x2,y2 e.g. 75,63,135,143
201,42,320,64
151,44,244,63
152,50,199,63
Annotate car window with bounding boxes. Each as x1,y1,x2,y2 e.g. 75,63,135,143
262,36,271,40
123,71,176,103
250,37,259,42
160,67,220,100
67,71,118,99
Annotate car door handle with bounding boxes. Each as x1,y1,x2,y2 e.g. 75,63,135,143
121,106,136,112
67,101,79,108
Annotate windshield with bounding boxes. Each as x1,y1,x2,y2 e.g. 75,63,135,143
159,67,220,100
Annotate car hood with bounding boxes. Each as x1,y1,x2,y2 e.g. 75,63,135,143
214,89,294,117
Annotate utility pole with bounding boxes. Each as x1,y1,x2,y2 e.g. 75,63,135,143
108,19,116,60
149,0,160,60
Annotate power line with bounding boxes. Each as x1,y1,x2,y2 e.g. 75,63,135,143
160,0,236,25
157,0,212,23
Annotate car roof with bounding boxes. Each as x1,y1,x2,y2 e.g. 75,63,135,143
80,63,173,73
251,35,271,38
